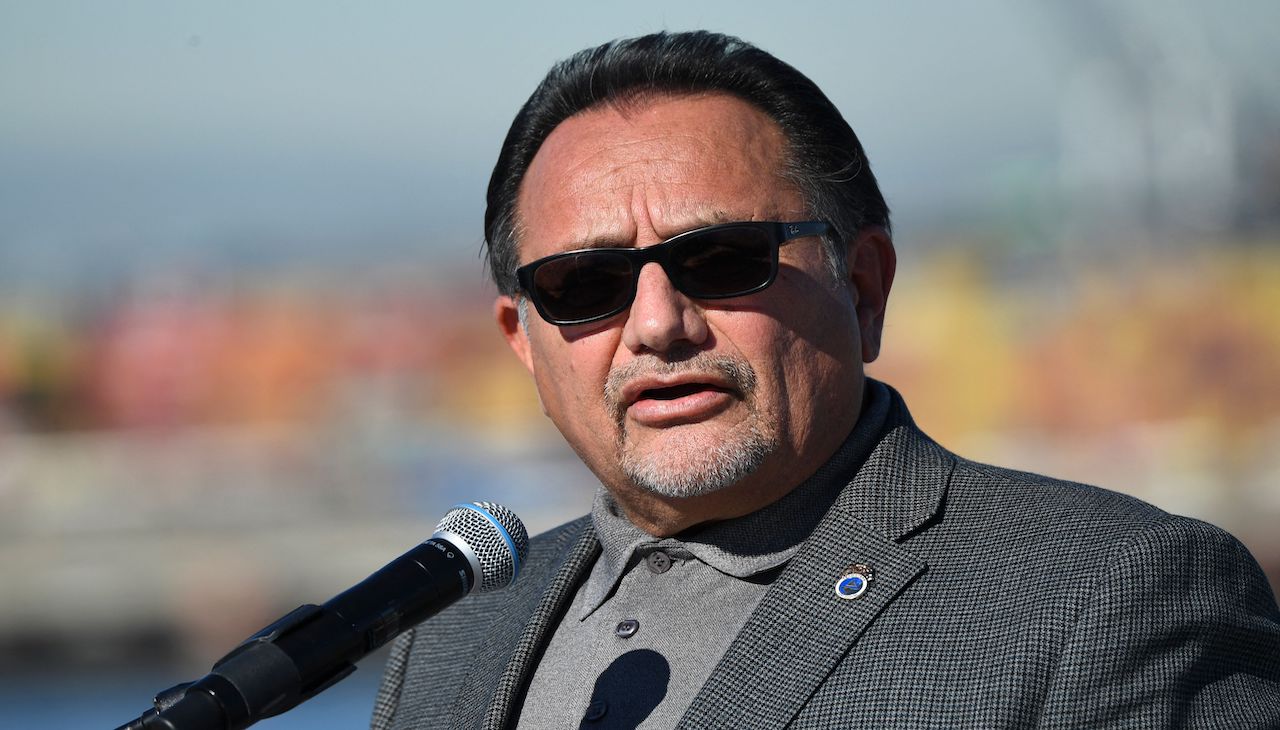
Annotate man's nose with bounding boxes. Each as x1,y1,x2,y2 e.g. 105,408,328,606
620,262,709,353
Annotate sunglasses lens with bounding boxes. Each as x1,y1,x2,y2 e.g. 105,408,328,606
672,226,776,297
524,223,789,324
531,251,634,323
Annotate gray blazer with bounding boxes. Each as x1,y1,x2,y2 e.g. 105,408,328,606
371,388,1280,728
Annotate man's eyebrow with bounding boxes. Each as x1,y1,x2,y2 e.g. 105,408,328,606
561,233,636,250
647,211,739,239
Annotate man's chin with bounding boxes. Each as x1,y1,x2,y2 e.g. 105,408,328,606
620,423,775,499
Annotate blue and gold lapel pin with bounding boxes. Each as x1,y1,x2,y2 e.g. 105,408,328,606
835,564,875,600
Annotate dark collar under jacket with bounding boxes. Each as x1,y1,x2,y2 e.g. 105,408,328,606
457,378,952,729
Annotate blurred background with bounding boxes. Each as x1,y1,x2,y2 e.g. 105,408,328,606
2,1,1278,726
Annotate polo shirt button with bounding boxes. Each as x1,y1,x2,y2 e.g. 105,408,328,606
583,700,608,721
646,550,672,574
615,619,639,638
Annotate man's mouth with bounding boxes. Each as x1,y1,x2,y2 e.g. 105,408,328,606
637,382,733,402
625,378,737,427
606,354,757,428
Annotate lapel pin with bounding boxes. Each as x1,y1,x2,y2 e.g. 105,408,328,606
834,563,875,600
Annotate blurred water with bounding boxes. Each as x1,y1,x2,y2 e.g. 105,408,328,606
7,665,383,729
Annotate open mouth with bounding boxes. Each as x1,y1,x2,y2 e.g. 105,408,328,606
638,382,732,401
620,375,739,427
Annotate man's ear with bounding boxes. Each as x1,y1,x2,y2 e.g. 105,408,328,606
495,295,536,375
846,227,896,364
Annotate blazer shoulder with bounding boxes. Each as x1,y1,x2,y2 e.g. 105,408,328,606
948,455,1176,533
898,450,1280,724
942,452,1277,605
923,451,1279,597
1033,489,1280,725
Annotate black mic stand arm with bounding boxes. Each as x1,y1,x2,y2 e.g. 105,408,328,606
114,539,470,730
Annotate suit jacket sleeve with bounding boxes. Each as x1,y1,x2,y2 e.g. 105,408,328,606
1037,514,1280,727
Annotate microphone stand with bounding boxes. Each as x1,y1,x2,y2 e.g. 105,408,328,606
113,603,359,730
113,501,526,729
114,537,469,729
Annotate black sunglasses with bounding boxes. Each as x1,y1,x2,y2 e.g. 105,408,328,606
515,220,831,326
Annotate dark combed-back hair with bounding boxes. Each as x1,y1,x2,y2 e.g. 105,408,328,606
484,30,890,296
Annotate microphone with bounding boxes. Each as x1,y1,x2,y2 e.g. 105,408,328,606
115,502,529,730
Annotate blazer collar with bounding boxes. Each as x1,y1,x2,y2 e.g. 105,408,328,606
833,380,953,542
457,521,599,730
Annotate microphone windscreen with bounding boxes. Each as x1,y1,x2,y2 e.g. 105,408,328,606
433,502,529,593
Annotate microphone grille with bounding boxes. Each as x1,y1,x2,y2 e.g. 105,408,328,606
434,502,530,593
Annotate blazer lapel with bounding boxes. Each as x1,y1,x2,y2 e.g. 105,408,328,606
445,521,601,730
681,388,954,729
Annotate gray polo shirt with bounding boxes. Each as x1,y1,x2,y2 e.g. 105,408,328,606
516,381,890,728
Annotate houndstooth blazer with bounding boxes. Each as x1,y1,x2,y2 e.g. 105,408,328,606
370,385,1280,728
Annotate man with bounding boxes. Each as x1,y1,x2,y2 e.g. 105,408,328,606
373,32,1280,728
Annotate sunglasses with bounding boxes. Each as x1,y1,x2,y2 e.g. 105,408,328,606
515,220,831,326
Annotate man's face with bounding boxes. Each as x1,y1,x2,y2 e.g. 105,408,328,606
496,93,890,530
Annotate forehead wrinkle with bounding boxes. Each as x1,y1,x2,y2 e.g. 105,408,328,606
551,136,671,184
567,146,719,196
540,123,716,187
543,162,727,236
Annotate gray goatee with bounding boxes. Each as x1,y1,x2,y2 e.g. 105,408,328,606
604,351,776,498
